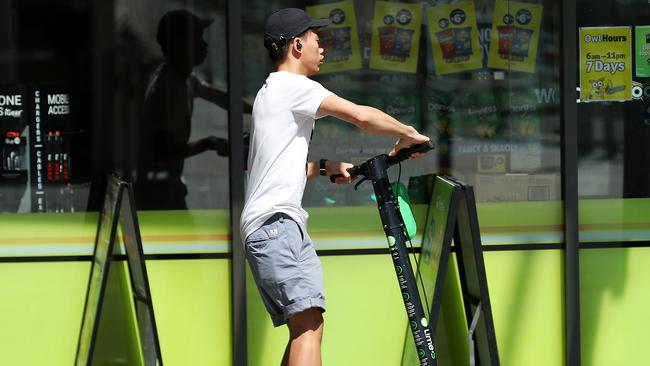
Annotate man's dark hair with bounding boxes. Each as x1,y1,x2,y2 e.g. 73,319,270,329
265,31,308,64
264,35,291,64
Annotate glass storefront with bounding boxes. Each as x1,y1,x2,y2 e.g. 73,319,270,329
241,0,564,365
1,1,233,365
244,0,561,211
0,0,648,365
576,1,650,365
0,1,234,246
576,1,650,236
240,3,564,279
0,1,232,214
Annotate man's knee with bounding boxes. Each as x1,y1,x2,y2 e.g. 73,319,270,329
287,308,324,339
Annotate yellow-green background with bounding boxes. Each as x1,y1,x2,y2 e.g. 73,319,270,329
0,198,649,365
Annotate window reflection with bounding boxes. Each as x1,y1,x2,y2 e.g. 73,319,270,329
114,3,246,211
0,1,93,213
577,1,650,199
243,0,560,207
135,9,230,210
1,2,240,214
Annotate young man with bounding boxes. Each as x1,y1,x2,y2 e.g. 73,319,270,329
240,8,430,366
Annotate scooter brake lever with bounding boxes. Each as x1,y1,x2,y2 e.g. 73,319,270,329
353,177,368,190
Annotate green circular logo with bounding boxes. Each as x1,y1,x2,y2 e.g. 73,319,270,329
417,349,426,359
396,265,403,275
421,317,428,327
402,292,410,302
409,321,417,330
387,235,396,247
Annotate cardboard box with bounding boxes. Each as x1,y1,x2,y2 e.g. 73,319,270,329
474,173,559,202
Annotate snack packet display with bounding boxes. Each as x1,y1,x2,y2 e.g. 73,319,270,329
488,0,543,73
307,1,362,73
370,1,422,73
427,1,482,75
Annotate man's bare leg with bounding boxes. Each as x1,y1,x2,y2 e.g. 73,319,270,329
281,308,324,366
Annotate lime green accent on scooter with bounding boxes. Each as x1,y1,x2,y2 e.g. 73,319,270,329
391,181,417,240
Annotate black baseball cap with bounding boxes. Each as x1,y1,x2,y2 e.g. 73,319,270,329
264,8,330,51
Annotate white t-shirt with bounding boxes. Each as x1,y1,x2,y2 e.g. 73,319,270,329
240,71,334,240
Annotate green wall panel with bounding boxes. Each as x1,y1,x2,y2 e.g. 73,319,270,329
580,247,650,366
484,250,565,366
2,200,649,366
246,249,565,366
0,261,89,366
246,254,407,366
0,259,232,366
5,248,650,366
146,259,232,366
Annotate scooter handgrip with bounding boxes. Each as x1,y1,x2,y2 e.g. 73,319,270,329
329,166,360,183
394,140,435,160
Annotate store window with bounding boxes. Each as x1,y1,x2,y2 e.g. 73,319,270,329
576,1,650,233
0,1,92,214
577,1,650,365
0,1,231,215
0,0,233,255
417,0,561,206
242,0,561,245
0,2,234,364
114,1,232,212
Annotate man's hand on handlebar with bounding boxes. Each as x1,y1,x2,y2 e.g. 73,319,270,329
328,140,434,184
327,160,356,184
388,129,430,159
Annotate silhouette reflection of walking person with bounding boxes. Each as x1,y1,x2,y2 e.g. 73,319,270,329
136,9,251,210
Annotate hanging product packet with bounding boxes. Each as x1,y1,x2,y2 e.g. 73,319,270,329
307,0,362,74
370,1,422,73
488,0,543,73
427,1,482,75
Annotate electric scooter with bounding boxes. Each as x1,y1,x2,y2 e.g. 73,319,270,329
331,141,437,365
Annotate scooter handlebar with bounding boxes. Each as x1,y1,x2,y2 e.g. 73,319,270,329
329,141,435,183
386,140,435,166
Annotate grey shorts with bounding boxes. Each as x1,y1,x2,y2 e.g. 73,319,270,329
245,213,325,327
